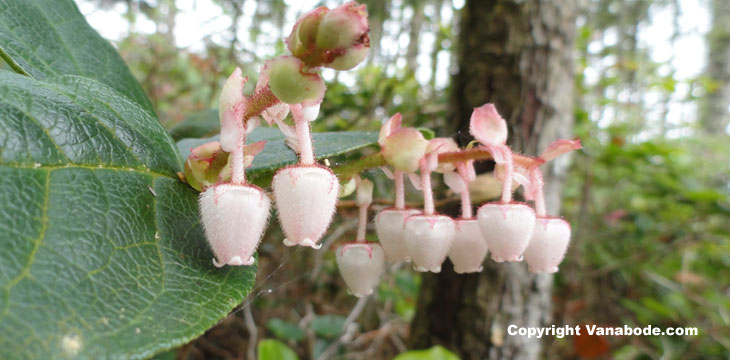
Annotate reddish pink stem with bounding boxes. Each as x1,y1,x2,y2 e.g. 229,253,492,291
231,132,246,185
457,163,473,219
420,160,435,216
501,148,514,203
532,167,546,217
394,170,405,210
295,119,315,165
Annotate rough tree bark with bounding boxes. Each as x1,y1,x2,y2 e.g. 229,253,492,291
700,0,730,134
408,1,576,359
406,0,425,71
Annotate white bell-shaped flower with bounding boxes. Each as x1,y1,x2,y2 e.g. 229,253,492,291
375,208,421,262
404,215,455,273
447,219,488,273
523,217,571,273
477,202,535,262
199,184,271,267
335,242,385,297
272,165,339,249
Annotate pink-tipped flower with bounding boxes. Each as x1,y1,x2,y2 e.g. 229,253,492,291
471,105,536,263
272,166,339,249
199,184,271,267
381,128,429,173
521,142,578,273
335,242,385,297
445,161,487,273
523,217,571,273
375,208,421,261
448,219,488,273
477,203,535,262
404,215,455,272
469,103,508,146
266,56,326,106
198,67,272,267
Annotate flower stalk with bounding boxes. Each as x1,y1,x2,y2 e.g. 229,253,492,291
295,117,315,165
394,170,405,210
456,162,473,219
231,133,246,185
419,159,435,216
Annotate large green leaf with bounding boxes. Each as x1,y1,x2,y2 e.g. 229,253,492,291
0,0,155,113
176,129,380,176
0,71,257,359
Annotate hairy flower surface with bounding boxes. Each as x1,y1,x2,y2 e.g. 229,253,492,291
335,242,385,297
448,219,488,273
375,208,421,261
272,166,339,249
523,218,571,273
477,203,535,262
404,215,455,272
199,184,271,267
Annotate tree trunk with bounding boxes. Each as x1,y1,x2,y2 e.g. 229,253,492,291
700,0,730,134
408,1,576,359
406,1,425,71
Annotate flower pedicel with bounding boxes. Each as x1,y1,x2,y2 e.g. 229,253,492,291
522,140,581,273
403,138,458,273
445,159,489,273
472,104,536,263
336,177,385,297
374,113,425,261
199,68,271,267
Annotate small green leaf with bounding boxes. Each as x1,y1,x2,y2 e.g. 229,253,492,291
393,346,461,360
0,0,155,113
267,318,306,342
311,315,346,339
417,127,436,140
258,339,300,360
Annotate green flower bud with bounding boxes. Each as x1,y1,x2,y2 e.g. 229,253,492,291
266,56,326,105
381,128,429,173
316,2,369,51
184,141,230,191
286,6,328,60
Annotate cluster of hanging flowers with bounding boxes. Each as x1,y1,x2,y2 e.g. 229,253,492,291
184,1,581,298
376,107,581,279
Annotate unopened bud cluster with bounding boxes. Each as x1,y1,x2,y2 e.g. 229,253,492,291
184,2,581,298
